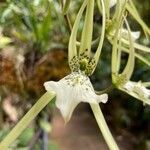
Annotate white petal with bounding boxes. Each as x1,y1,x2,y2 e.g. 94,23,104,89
122,81,150,100
134,82,150,99
44,80,78,122
44,72,108,122
131,31,140,40
121,29,140,41
44,81,58,92
110,0,117,8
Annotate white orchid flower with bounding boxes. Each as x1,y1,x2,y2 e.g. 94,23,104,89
44,0,108,123
44,72,108,122
119,81,150,105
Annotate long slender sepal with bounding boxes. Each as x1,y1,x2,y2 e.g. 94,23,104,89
0,91,55,149
121,39,150,53
111,0,127,82
79,0,94,55
68,0,88,63
96,0,102,14
92,0,106,73
120,46,150,67
90,103,119,150
122,18,135,80
111,19,122,81
126,4,150,36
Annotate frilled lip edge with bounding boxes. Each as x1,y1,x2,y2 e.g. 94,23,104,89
44,78,108,122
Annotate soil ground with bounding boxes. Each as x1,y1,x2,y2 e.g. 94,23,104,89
51,104,135,150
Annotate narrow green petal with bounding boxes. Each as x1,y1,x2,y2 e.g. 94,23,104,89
121,46,150,67
121,38,150,53
92,0,106,73
68,0,88,62
104,0,110,19
79,0,94,55
126,3,150,36
122,19,135,80
111,0,127,82
96,0,102,14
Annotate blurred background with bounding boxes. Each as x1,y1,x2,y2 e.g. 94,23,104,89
0,0,150,149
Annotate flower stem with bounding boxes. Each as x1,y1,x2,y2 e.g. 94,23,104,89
90,103,119,150
0,91,55,149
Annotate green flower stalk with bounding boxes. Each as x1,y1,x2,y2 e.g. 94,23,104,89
0,92,55,149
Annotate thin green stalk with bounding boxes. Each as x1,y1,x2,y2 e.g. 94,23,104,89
0,91,55,149
90,103,119,150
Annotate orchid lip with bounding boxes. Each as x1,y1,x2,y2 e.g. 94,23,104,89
44,72,108,122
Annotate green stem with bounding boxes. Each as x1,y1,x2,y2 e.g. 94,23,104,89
0,91,55,149
90,103,119,150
